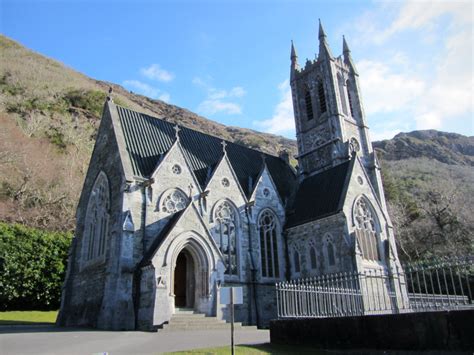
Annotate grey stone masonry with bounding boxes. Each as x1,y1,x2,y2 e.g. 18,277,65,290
58,24,404,331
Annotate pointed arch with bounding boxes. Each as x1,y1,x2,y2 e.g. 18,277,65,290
82,171,110,264
317,81,327,113
337,73,348,115
346,79,355,117
211,199,240,276
308,238,318,270
353,196,381,261
323,233,336,268
304,85,314,121
257,208,282,279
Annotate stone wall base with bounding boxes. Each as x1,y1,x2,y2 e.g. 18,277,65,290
270,309,474,351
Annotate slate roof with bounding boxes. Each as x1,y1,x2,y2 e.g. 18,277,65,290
116,105,295,200
285,159,354,228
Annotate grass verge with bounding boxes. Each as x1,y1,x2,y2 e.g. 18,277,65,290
0,310,58,325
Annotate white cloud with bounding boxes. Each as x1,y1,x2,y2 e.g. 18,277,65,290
346,0,473,138
193,77,246,115
253,79,295,135
158,92,171,103
140,64,174,82
197,100,242,115
123,80,160,98
123,80,171,102
357,60,425,115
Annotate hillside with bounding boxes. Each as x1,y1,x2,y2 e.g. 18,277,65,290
0,34,296,230
374,130,474,166
0,35,472,259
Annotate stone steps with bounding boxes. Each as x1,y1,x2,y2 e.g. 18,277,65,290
160,310,257,331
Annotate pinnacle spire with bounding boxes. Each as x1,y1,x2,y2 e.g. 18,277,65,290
342,35,358,75
317,19,333,60
291,40,297,60
318,19,327,40
290,40,300,80
343,35,350,54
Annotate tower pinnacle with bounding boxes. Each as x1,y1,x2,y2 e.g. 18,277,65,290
290,40,300,81
318,19,327,40
317,19,333,60
291,40,298,61
342,35,358,75
343,35,350,54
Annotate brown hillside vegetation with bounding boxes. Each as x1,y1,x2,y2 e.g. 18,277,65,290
0,35,472,260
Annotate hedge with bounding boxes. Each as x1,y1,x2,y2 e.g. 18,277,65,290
0,222,72,310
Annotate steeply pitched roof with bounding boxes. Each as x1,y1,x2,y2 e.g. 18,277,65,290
115,105,295,200
285,159,354,228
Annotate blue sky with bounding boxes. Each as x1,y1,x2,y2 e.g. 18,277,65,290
2,0,473,140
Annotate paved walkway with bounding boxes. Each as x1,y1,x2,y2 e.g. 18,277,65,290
0,325,270,355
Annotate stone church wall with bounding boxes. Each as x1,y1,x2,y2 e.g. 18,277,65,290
58,104,132,329
286,213,353,278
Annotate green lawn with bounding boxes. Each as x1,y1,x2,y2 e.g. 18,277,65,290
0,310,58,325
165,343,325,354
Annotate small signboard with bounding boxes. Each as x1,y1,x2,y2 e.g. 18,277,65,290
220,286,243,305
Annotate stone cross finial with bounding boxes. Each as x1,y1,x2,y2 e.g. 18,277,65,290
221,140,227,155
174,125,181,140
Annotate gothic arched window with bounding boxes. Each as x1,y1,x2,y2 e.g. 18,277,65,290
304,88,314,121
310,246,317,270
293,249,301,273
338,75,348,115
346,80,355,117
258,209,280,278
354,197,381,261
324,234,336,267
318,82,327,113
161,189,188,214
84,172,110,262
214,201,238,276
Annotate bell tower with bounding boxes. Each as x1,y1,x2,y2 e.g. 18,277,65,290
290,21,375,178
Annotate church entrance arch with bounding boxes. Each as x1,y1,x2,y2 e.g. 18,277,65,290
173,249,195,308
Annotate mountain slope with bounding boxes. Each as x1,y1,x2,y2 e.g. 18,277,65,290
0,34,472,260
374,130,474,166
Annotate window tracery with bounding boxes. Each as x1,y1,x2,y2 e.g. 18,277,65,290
161,189,188,214
337,74,348,115
318,82,327,113
83,172,110,263
354,198,380,261
346,80,355,117
305,88,314,121
258,210,280,278
350,137,360,154
214,201,238,276
324,234,336,267
171,164,182,175
293,249,301,273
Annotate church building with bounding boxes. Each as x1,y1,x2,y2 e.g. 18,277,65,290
58,22,403,330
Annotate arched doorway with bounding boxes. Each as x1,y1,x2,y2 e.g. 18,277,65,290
173,249,195,309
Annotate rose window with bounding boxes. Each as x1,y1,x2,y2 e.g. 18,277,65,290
161,189,188,214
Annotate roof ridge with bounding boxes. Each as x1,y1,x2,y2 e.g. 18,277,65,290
115,104,282,160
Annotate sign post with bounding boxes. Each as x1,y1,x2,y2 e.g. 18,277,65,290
220,286,243,355
230,287,234,355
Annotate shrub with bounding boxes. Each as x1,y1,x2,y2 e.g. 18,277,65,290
62,89,106,117
0,222,73,310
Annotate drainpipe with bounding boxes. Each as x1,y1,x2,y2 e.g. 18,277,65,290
245,201,260,328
